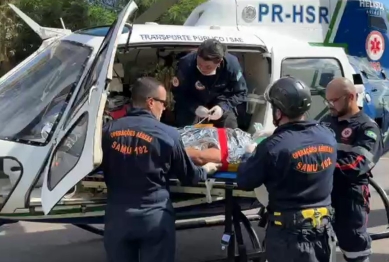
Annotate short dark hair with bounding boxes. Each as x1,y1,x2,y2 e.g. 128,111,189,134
131,77,163,105
197,39,227,62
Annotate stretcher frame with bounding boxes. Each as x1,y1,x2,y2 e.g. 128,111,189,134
200,176,265,262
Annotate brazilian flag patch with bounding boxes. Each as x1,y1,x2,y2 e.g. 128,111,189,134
365,130,377,141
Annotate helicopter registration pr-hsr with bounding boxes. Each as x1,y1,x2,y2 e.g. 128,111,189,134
258,3,329,24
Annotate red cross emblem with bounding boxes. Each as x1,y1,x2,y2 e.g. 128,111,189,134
366,31,385,61
370,37,381,54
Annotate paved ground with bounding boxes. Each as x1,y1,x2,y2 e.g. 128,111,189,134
0,159,389,261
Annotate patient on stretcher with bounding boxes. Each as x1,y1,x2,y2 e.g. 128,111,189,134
180,126,269,205
179,127,255,167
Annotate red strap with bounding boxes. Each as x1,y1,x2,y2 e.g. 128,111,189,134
336,155,364,170
217,128,229,170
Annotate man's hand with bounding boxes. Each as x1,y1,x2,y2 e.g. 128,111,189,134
245,143,257,154
209,105,223,120
252,129,273,140
202,162,222,175
195,106,210,118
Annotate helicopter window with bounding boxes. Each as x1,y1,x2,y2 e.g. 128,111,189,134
0,40,92,145
281,58,344,120
48,113,88,190
368,16,387,31
67,46,108,124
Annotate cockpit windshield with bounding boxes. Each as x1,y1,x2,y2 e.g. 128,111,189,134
0,40,92,145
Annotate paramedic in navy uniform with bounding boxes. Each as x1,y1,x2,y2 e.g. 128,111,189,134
321,77,383,262
172,39,247,128
101,77,221,262
237,76,338,262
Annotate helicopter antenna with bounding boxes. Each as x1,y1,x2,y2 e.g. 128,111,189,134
8,4,71,40
60,17,66,29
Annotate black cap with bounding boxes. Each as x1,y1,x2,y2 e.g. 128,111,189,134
197,39,227,62
265,76,312,118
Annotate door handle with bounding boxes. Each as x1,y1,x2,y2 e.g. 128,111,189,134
88,86,97,104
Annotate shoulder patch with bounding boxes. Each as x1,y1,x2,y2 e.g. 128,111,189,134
236,71,243,81
172,76,179,87
365,130,377,141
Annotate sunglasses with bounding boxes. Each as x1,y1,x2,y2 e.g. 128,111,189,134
149,97,168,107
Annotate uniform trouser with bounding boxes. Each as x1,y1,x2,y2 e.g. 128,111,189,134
175,107,238,128
104,205,176,262
332,185,371,262
265,223,336,262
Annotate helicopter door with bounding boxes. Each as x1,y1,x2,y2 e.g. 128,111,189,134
40,1,138,215
269,45,354,122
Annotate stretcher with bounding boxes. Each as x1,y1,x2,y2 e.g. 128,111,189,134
202,172,265,262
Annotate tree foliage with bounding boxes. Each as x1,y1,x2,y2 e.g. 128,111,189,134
134,0,207,25
0,0,117,75
0,0,206,76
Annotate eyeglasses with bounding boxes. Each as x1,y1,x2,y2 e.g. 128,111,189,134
149,97,168,107
324,94,347,106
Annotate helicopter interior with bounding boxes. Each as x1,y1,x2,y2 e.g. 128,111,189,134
105,46,272,133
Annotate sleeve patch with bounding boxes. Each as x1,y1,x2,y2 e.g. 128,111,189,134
172,76,179,87
365,130,377,141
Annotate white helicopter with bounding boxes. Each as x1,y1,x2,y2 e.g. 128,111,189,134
0,0,389,260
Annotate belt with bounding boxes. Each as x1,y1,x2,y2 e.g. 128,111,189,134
268,207,333,228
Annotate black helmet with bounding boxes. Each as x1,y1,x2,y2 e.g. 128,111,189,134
265,76,312,118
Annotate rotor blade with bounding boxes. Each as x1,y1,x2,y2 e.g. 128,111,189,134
8,4,71,40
